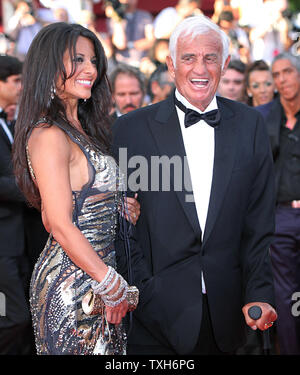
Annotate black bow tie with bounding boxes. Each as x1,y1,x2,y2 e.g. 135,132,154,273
0,110,7,122
174,97,220,128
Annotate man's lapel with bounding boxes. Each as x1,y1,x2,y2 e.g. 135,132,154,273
148,96,238,244
265,97,282,154
202,97,237,247
149,96,202,240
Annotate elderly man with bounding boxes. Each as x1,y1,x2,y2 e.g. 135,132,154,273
113,15,277,355
256,52,300,355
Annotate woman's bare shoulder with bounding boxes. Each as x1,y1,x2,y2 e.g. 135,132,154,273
28,123,70,151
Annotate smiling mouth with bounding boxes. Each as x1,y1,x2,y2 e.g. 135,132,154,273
190,78,209,88
76,79,93,87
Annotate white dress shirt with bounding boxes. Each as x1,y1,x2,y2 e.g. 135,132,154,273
175,89,217,293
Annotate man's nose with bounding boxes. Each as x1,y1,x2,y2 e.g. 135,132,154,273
192,58,208,75
124,94,132,104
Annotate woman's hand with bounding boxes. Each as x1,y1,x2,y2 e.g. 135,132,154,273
104,274,129,324
105,299,128,325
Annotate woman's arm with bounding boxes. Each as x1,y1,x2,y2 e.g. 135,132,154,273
28,125,128,323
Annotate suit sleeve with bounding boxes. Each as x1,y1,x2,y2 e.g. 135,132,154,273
113,117,154,303
240,112,276,306
0,176,25,202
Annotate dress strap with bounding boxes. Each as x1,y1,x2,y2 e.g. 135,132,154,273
26,144,36,181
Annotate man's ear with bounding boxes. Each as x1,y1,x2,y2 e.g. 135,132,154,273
221,55,231,77
166,55,175,79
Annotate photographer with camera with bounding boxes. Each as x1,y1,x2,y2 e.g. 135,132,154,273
7,1,42,61
105,0,155,68
217,9,251,64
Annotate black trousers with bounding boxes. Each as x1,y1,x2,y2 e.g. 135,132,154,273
0,256,33,354
270,205,300,354
128,294,226,355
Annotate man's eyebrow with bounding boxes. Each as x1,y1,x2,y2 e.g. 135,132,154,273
273,67,294,76
181,53,196,59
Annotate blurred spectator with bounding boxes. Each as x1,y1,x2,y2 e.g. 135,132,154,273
153,0,203,40
249,0,292,65
79,9,115,73
211,0,234,24
245,60,276,106
109,63,145,121
256,52,300,354
7,1,42,61
0,33,15,56
106,0,155,68
217,9,251,64
147,64,175,105
0,54,31,355
139,38,170,79
52,7,69,23
217,59,247,102
39,0,83,23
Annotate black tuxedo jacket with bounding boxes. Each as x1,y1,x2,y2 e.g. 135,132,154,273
256,97,286,197
0,121,26,256
113,95,276,354
256,97,282,158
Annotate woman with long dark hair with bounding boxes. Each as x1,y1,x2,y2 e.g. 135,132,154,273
13,22,137,355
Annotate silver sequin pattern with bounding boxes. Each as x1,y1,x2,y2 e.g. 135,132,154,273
29,128,126,355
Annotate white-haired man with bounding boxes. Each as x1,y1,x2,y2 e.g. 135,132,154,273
113,15,277,355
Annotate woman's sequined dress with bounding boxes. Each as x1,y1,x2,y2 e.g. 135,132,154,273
29,125,126,355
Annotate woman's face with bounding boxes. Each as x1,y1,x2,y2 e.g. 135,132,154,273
247,69,275,106
57,36,98,104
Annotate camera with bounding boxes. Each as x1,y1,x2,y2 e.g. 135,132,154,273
104,0,127,20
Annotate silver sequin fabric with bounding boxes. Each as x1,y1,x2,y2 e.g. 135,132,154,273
29,126,126,355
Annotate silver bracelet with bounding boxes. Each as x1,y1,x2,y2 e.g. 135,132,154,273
100,272,119,296
105,276,127,300
91,266,115,294
103,284,128,307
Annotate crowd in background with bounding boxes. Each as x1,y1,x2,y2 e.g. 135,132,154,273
1,0,300,356
0,0,299,111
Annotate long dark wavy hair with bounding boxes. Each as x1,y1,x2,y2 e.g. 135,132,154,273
13,22,113,210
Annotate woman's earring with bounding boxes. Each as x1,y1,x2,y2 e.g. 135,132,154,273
248,92,253,97
50,85,56,100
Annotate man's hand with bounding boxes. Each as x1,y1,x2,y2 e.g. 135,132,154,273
242,302,277,331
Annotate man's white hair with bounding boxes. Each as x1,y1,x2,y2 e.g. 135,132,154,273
169,15,230,68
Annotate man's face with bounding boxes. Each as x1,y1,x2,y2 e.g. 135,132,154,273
0,74,22,109
272,58,300,102
166,31,229,111
218,68,245,102
113,73,144,114
151,71,175,103
219,20,233,35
